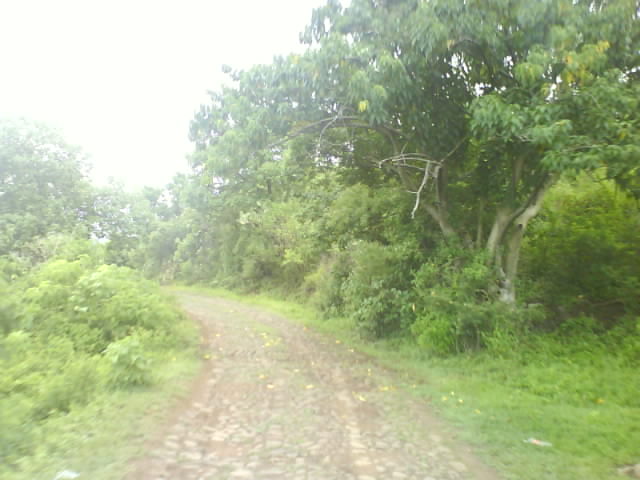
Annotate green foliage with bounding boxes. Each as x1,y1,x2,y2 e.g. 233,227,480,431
182,0,640,312
0,276,19,334
92,182,161,268
17,260,187,354
0,118,93,258
104,334,152,387
0,330,106,467
411,244,542,355
305,251,353,315
523,176,640,325
617,316,640,366
128,0,639,368
0,251,196,468
343,241,419,338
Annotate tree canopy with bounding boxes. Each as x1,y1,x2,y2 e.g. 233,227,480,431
189,0,640,302
0,118,93,258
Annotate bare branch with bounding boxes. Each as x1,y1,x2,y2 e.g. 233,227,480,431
412,162,442,219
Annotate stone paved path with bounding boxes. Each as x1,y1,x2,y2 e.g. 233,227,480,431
126,292,501,480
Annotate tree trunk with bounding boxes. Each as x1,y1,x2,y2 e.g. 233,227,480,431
424,204,457,239
499,177,555,303
486,207,513,265
475,199,486,248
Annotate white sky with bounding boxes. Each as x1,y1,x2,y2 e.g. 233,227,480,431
0,0,328,189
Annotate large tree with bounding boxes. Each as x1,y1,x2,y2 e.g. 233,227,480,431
191,0,639,302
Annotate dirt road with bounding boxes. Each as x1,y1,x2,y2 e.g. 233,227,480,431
126,292,500,480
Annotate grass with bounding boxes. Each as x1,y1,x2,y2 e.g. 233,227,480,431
172,285,640,480
3,351,200,480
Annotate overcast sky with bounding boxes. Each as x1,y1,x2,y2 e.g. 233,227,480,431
0,0,328,189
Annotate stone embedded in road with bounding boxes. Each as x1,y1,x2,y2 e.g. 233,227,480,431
229,468,254,478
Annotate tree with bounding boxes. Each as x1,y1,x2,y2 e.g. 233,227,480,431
0,118,93,259
91,181,165,267
191,0,639,302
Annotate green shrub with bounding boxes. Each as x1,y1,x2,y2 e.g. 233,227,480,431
620,317,640,366
104,335,152,388
411,243,541,355
305,250,353,315
522,176,640,326
14,260,188,354
70,265,183,351
0,277,19,334
0,394,33,465
0,331,104,424
0,252,196,466
32,355,104,420
343,241,419,338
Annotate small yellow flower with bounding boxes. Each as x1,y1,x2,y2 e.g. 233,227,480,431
442,396,448,402
305,384,314,389
596,398,605,404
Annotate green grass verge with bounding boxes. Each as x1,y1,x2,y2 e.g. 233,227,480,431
3,352,200,480
171,285,640,480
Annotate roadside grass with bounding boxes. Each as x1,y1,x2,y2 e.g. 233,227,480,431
3,352,200,480
171,285,640,480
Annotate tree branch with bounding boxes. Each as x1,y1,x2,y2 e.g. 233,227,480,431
411,162,440,219
266,115,403,151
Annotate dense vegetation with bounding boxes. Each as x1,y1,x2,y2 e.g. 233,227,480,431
0,119,197,477
1,0,638,477
131,0,639,355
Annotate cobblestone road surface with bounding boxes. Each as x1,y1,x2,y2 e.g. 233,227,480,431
126,293,500,480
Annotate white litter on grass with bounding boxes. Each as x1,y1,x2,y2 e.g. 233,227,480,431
524,438,552,447
53,470,80,480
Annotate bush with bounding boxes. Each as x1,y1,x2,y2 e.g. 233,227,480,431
411,243,541,355
620,317,640,366
0,252,196,466
70,264,184,351
104,334,152,388
0,277,19,334
305,250,353,315
522,177,640,326
16,260,188,354
343,241,419,338
0,332,104,421
0,394,33,465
